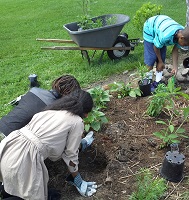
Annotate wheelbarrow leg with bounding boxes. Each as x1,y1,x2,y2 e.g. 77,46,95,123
98,50,106,64
81,50,90,65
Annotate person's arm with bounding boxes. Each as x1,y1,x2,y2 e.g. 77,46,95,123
62,117,97,196
153,45,165,72
171,44,179,75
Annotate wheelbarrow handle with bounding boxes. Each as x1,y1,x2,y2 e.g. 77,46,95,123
36,38,75,44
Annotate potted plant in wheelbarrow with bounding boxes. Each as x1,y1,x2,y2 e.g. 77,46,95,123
63,0,132,60
63,14,131,59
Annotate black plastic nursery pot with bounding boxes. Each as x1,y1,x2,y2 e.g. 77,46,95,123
183,57,189,68
138,81,151,97
160,144,185,183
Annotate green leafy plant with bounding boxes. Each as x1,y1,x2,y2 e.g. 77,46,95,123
84,86,110,131
133,2,163,31
137,64,149,81
88,86,112,109
84,107,108,131
108,81,141,98
77,0,117,30
77,0,97,30
146,77,189,117
129,168,167,200
180,191,189,200
130,63,150,85
78,15,103,30
153,106,189,148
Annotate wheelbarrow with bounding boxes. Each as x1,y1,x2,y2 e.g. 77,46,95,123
37,14,141,64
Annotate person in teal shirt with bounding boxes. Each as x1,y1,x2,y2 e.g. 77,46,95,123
143,15,189,84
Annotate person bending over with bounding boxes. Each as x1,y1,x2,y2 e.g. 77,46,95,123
0,74,80,137
143,15,189,85
0,89,97,200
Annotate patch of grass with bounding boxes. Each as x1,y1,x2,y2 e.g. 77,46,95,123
0,0,186,117
129,168,167,200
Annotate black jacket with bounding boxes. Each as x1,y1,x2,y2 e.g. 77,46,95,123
0,87,59,136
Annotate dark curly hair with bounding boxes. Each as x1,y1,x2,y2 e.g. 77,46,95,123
52,75,81,97
44,89,93,118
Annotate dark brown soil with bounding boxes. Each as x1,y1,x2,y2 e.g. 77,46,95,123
46,51,189,200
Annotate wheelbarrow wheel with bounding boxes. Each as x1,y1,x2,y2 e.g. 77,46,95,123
107,36,130,60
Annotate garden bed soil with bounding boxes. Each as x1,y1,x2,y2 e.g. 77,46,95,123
46,51,189,200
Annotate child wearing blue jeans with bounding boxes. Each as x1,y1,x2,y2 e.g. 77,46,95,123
143,15,189,88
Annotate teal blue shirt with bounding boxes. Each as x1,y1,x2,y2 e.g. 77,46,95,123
143,15,184,48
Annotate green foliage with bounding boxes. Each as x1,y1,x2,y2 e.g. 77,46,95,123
84,86,110,131
77,0,96,16
146,77,189,117
137,63,150,81
78,14,117,30
108,81,141,98
84,107,108,131
180,191,189,200
153,106,189,148
129,168,167,200
130,63,149,83
0,0,186,118
77,15,102,30
77,0,117,30
87,86,112,109
133,2,163,31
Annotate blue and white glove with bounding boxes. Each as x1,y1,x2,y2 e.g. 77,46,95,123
66,173,97,197
81,131,94,152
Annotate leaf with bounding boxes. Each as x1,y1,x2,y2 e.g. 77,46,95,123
168,134,178,139
182,106,189,119
135,89,142,96
84,124,90,132
129,90,137,98
176,128,185,134
155,120,167,125
153,132,164,139
91,122,101,131
168,125,174,133
171,139,180,144
101,116,109,123
179,134,189,138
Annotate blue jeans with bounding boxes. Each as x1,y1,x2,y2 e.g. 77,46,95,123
144,40,166,68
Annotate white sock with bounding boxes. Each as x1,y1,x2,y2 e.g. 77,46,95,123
155,71,163,82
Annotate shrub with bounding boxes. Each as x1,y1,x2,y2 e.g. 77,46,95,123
133,2,163,31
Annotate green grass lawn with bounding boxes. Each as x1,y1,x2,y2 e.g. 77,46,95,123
0,0,186,117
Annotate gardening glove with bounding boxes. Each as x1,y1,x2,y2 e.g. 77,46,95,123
66,173,97,197
81,131,94,152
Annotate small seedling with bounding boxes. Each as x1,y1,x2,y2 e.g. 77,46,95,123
129,168,167,200
108,81,141,98
130,63,150,85
146,77,189,117
153,106,189,148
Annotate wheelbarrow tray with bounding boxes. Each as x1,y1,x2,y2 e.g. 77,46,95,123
63,14,130,48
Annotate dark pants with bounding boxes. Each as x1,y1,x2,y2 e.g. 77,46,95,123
0,184,23,199
0,183,61,200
